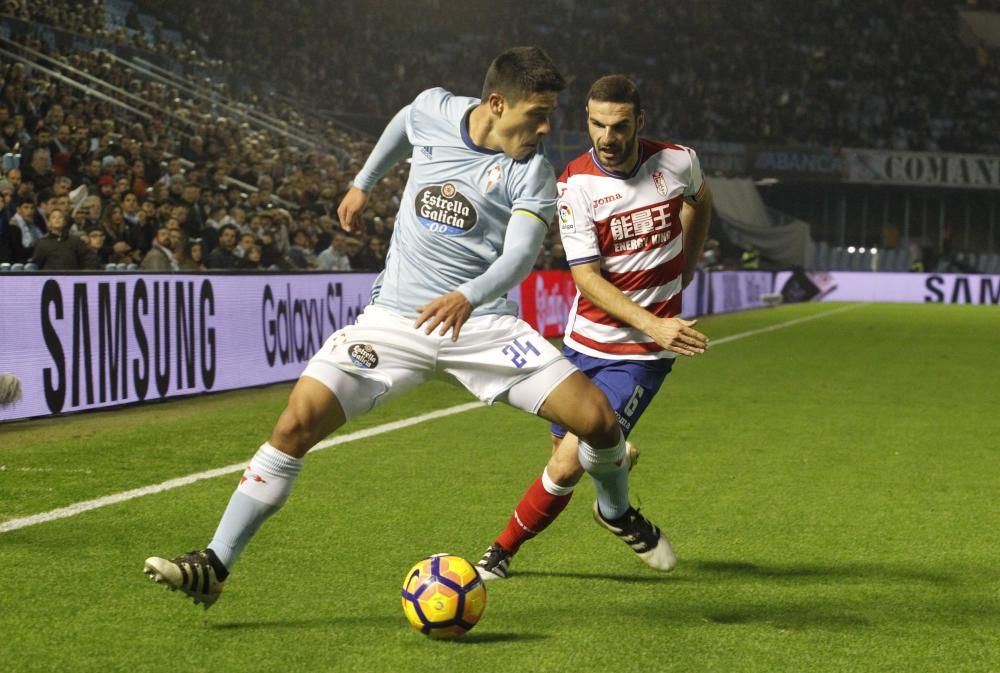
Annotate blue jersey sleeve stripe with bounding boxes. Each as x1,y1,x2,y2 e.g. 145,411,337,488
568,255,601,266
513,209,549,226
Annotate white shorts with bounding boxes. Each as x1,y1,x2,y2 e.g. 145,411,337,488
300,305,577,420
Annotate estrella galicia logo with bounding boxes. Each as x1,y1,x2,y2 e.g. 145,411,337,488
348,343,379,369
415,182,478,235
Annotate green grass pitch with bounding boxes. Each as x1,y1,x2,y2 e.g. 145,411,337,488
1,302,997,673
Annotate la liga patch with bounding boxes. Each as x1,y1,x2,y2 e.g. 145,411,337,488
558,202,574,233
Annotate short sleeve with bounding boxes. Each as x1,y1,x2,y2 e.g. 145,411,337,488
509,154,557,227
684,147,706,203
557,182,600,266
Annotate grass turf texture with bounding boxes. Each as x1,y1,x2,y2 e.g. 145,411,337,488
1,302,997,673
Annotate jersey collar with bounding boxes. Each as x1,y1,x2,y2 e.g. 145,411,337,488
588,142,646,180
461,105,502,155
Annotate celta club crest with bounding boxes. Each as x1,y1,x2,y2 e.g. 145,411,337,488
484,163,503,192
652,170,668,196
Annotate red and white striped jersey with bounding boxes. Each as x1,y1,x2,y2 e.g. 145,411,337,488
557,139,705,360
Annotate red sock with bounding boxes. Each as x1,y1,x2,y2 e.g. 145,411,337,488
495,476,573,555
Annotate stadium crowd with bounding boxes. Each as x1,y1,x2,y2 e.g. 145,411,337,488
130,0,999,154
0,31,405,271
1,0,998,271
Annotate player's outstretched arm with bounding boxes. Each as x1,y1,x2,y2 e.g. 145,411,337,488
570,262,709,357
680,181,713,288
340,106,413,233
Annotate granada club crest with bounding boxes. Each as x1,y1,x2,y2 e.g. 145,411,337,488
652,170,668,196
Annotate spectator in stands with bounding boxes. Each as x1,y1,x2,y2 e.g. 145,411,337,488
0,182,24,263
84,225,108,266
0,118,17,154
205,223,243,269
52,176,72,197
167,221,186,257
353,235,387,272
182,239,207,271
205,205,229,231
256,227,287,269
71,195,102,236
98,203,133,264
242,241,262,270
121,192,141,227
9,195,36,262
128,207,157,256
81,158,103,189
4,168,24,199
53,124,72,157
130,158,148,196
29,189,56,250
22,148,54,193
315,232,353,271
96,174,115,205
23,126,57,165
286,229,315,270
0,179,14,219
140,223,179,271
179,183,205,235
31,208,100,270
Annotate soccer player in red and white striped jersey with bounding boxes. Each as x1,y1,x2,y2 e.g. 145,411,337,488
478,75,712,580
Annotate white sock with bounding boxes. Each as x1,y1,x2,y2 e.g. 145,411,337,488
541,467,576,496
208,443,302,571
578,432,630,520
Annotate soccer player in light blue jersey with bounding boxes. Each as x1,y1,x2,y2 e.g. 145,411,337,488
144,48,673,609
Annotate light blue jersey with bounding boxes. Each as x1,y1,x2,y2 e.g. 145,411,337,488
353,88,557,317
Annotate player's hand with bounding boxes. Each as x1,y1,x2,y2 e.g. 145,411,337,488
415,291,474,342
646,317,709,357
336,186,369,233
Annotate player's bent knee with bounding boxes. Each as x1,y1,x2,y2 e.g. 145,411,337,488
270,408,315,457
572,394,619,447
269,377,347,457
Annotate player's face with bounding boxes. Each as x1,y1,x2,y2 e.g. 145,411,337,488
587,100,644,173
493,91,559,160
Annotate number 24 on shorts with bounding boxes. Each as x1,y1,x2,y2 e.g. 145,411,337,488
501,339,540,369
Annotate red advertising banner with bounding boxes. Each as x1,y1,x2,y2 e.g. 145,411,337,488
517,271,579,337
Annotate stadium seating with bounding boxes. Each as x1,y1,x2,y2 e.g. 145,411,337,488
2,0,997,274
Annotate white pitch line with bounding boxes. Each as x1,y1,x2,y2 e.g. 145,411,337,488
709,303,863,347
0,402,484,534
0,303,861,534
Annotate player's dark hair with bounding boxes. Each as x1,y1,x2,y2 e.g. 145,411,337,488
481,47,566,103
587,75,642,115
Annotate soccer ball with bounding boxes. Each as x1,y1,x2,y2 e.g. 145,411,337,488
400,553,487,638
